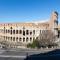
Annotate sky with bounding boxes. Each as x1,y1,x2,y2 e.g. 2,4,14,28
0,0,60,23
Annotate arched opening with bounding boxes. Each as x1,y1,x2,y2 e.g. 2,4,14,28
11,37,12,41
8,30,10,33
30,37,32,41
23,30,25,36
26,30,29,35
13,30,15,34
33,30,35,34
26,37,29,42
23,37,25,42
19,30,22,34
6,29,7,33
4,27,5,33
19,37,22,41
10,27,13,29
13,37,15,41
16,30,18,34
30,31,32,35
16,37,18,42
10,30,12,34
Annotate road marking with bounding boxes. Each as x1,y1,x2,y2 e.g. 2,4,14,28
0,55,26,58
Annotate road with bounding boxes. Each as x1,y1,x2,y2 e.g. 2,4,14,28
0,48,60,60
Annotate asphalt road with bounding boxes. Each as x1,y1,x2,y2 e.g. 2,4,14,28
0,48,60,60
0,48,53,60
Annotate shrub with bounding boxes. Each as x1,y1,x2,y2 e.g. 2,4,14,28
27,40,40,48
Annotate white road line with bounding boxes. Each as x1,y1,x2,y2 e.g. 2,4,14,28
0,55,26,58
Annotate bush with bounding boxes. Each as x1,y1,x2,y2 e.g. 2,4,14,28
27,43,32,48
27,38,58,48
27,40,40,48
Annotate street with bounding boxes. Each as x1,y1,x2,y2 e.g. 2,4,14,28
0,48,54,60
0,48,60,60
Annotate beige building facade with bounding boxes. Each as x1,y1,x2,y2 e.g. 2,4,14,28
0,11,59,48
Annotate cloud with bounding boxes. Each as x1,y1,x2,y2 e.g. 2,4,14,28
25,19,49,23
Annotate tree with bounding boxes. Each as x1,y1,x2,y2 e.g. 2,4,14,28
27,30,58,48
38,30,58,48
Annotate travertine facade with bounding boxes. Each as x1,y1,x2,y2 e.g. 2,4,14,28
0,11,59,48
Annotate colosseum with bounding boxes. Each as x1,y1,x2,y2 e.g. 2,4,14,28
0,11,59,48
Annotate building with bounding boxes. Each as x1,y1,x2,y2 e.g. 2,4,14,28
0,11,59,48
